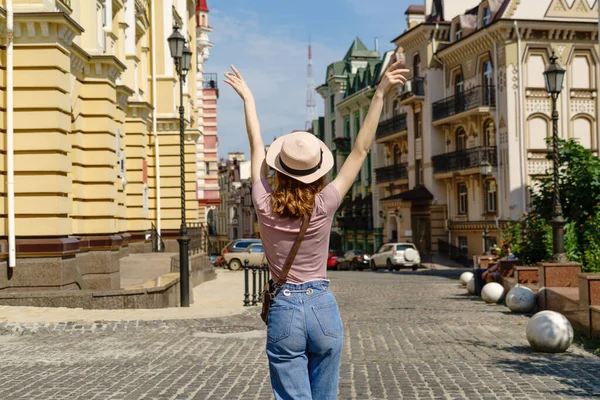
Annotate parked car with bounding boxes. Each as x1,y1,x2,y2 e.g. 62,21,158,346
223,243,265,271
370,243,421,271
336,250,371,271
327,252,339,269
222,238,261,255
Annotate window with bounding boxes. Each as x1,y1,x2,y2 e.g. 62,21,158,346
485,120,496,147
354,112,360,137
458,183,468,214
415,159,423,186
413,53,421,78
330,94,335,113
414,111,422,138
392,100,399,116
455,23,462,41
330,120,336,140
250,245,264,253
396,244,416,251
483,61,494,105
98,1,107,53
458,236,468,258
344,117,350,138
483,7,491,26
486,180,497,213
455,128,467,151
455,72,464,94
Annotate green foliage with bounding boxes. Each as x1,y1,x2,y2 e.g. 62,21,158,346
523,139,600,272
514,213,552,266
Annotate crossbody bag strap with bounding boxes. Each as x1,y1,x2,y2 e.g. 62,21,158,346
275,213,311,287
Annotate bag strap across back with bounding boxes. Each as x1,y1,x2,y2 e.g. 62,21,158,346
275,213,311,288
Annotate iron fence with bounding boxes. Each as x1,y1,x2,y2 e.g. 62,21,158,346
243,261,271,306
432,146,497,174
376,114,407,140
432,85,495,121
375,163,408,184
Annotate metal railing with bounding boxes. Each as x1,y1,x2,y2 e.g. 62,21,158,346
151,223,165,252
58,0,72,8
432,146,497,174
432,85,495,121
438,239,471,266
243,261,271,306
375,163,408,184
203,73,218,89
376,114,407,140
187,222,219,256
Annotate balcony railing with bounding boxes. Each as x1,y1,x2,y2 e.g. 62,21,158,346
375,163,408,184
204,73,218,89
432,146,497,174
401,77,424,99
432,85,495,121
333,137,351,154
376,114,407,140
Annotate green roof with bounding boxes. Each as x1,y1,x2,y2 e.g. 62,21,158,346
343,37,380,60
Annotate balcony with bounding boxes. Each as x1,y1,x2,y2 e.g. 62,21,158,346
375,114,407,142
333,137,351,155
400,77,424,104
432,85,495,125
432,146,497,175
375,163,408,184
204,73,218,89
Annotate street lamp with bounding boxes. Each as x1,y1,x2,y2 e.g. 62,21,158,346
543,50,567,263
168,25,193,306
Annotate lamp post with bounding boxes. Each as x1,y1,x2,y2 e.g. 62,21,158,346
168,25,193,306
480,161,492,254
543,50,567,263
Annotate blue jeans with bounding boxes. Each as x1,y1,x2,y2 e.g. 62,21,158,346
266,280,343,400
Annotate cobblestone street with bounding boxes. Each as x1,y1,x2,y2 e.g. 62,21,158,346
1,269,599,399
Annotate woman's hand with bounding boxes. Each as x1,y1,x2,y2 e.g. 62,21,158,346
224,65,252,101
377,60,410,95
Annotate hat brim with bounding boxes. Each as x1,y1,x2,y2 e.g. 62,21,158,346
265,134,334,184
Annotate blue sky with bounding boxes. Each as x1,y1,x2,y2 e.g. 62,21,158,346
205,0,414,159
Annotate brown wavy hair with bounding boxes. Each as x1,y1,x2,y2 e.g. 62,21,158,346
271,171,326,218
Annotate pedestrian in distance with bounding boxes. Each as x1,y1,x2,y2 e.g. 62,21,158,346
224,59,409,399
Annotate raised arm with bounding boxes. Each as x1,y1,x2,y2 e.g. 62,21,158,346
224,65,267,183
331,60,409,198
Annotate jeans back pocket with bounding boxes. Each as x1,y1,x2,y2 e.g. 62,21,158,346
312,302,343,338
267,306,295,343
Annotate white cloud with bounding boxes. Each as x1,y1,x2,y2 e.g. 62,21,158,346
206,11,340,159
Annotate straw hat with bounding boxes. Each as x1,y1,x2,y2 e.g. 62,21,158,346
266,131,334,184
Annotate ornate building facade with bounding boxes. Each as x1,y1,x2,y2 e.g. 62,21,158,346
0,0,217,291
316,38,383,253
374,0,598,262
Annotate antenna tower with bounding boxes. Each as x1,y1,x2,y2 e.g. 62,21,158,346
305,36,317,131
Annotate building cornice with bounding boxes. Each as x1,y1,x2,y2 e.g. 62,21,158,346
337,87,375,112
13,12,83,52
116,85,135,111
436,19,598,67
127,101,153,123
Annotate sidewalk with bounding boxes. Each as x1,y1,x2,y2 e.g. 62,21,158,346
0,268,247,323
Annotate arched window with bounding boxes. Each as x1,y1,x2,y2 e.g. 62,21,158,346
455,128,467,151
483,7,491,26
484,120,496,147
527,116,550,149
572,116,593,149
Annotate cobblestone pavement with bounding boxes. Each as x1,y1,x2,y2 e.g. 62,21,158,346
1,269,599,399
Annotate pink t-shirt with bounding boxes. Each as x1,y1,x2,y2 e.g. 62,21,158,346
252,177,341,284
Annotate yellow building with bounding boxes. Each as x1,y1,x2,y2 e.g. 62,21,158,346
0,0,217,291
